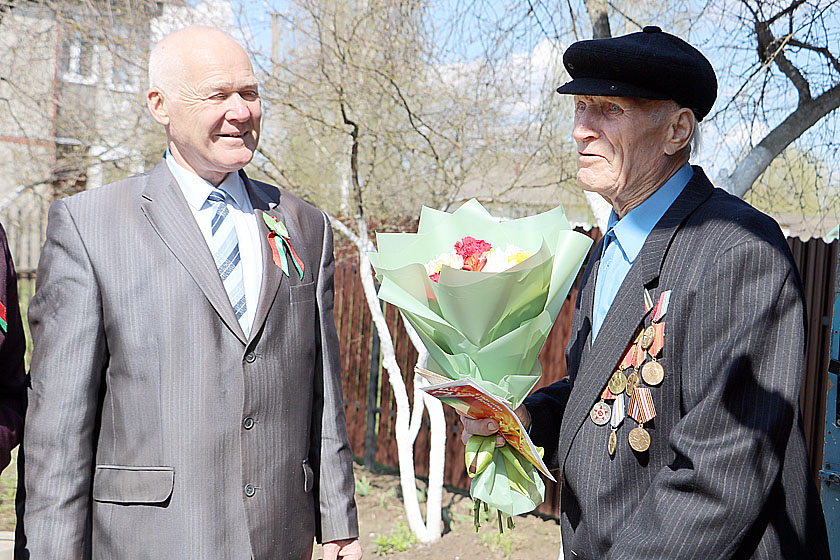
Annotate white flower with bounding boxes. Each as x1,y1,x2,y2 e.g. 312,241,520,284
425,251,464,277
483,244,533,273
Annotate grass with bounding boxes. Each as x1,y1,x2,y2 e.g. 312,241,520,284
0,448,18,531
372,521,417,555
481,531,514,558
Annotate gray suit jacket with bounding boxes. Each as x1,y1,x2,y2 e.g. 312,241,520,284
526,167,829,559
20,162,358,559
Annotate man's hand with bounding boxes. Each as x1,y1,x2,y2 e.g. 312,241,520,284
322,538,362,560
458,405,531,447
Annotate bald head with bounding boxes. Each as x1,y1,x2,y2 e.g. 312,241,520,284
146,25,261,185
148,27,251,96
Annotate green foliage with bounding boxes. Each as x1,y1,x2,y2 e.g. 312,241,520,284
355,474,371,497
0,449,18,531
372,521,417,555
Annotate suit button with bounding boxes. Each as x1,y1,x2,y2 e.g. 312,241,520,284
243,417,255,430
245,351,256,363
244,483,256,497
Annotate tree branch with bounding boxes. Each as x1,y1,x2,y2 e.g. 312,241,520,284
725,82,840,197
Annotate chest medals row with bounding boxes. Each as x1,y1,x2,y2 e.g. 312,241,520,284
590,289,671,455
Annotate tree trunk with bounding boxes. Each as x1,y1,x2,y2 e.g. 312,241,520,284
722,83,840,197
583,0,611,39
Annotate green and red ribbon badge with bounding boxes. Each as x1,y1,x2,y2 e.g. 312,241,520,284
0,300,7,333
263,213,304,280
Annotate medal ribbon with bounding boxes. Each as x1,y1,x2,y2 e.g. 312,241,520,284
628,387,656,423
610,393,626,428
601,385,616,400
649,322,665,358
652,290,671,322
0,300,6,333
619,334,646,371
263,214,305,280
644,289,654,314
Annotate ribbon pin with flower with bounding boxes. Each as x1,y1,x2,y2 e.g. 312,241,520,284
263,213,304,279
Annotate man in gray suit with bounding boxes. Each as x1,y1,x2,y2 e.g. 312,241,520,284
462,28,829,558
21,26,361,559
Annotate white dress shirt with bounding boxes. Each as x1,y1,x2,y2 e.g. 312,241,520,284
165,152,263,335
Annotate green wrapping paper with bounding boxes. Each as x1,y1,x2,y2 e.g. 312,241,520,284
368,199,592,516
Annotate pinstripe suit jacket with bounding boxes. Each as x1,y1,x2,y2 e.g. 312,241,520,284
526,167,829,559
20,162,358,559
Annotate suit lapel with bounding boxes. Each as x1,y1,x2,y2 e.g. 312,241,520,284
140,162,247,343
242,172,287,342
556,167,715,472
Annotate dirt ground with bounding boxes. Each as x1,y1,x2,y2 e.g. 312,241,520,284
347,463,563,560
3,453,563,559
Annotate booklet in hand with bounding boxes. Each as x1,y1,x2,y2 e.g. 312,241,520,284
415,367,555,482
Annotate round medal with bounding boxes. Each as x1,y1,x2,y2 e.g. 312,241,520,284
640,325,655,349
628,426,651,452
608,430,617,456
625,371,639,395
641,360,665,386
608,370,627,395
590,401,612,426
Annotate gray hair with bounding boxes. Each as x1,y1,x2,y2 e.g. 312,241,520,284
649,100,699,160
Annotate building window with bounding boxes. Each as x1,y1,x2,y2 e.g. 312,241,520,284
60,31,98,85
105,31,141,93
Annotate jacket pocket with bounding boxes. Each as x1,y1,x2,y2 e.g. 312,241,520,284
290,281,316,304
302,459,314,493
92,465,175,505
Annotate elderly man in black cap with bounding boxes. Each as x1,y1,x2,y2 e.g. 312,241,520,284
462,27,829,558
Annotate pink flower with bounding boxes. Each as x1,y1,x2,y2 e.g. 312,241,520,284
454,236,492,259
429,271,441,283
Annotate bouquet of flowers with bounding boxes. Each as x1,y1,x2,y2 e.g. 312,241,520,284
367,199,592,520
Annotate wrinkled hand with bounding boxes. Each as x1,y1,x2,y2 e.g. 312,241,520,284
458,405,531,447
322,538,362,560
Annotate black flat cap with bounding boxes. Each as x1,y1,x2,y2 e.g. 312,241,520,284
556,26,717,121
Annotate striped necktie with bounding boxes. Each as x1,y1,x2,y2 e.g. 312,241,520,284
207,188,248,334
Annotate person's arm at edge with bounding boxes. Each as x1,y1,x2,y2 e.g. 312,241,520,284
0,222,27,470
312,210,361,558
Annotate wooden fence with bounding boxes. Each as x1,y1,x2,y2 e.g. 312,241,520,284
334,232,836,518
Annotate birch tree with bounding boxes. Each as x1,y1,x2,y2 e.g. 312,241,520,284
254,0,586,541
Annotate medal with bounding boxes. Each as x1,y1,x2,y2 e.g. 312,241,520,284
640,325,655,349
625,370,640,394
641,360,665,386
590,401,611,425
608,370,627,395
608,393,625,456
628,426,651,452
627,387,656,452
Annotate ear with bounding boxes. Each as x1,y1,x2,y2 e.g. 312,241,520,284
663,108,695,156
146,88,170,126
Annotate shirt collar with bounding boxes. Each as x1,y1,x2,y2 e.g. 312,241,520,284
604,163,693,264
164,150,249,211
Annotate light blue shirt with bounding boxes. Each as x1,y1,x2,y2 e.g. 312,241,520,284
165,152,264,334
591,164,693,340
